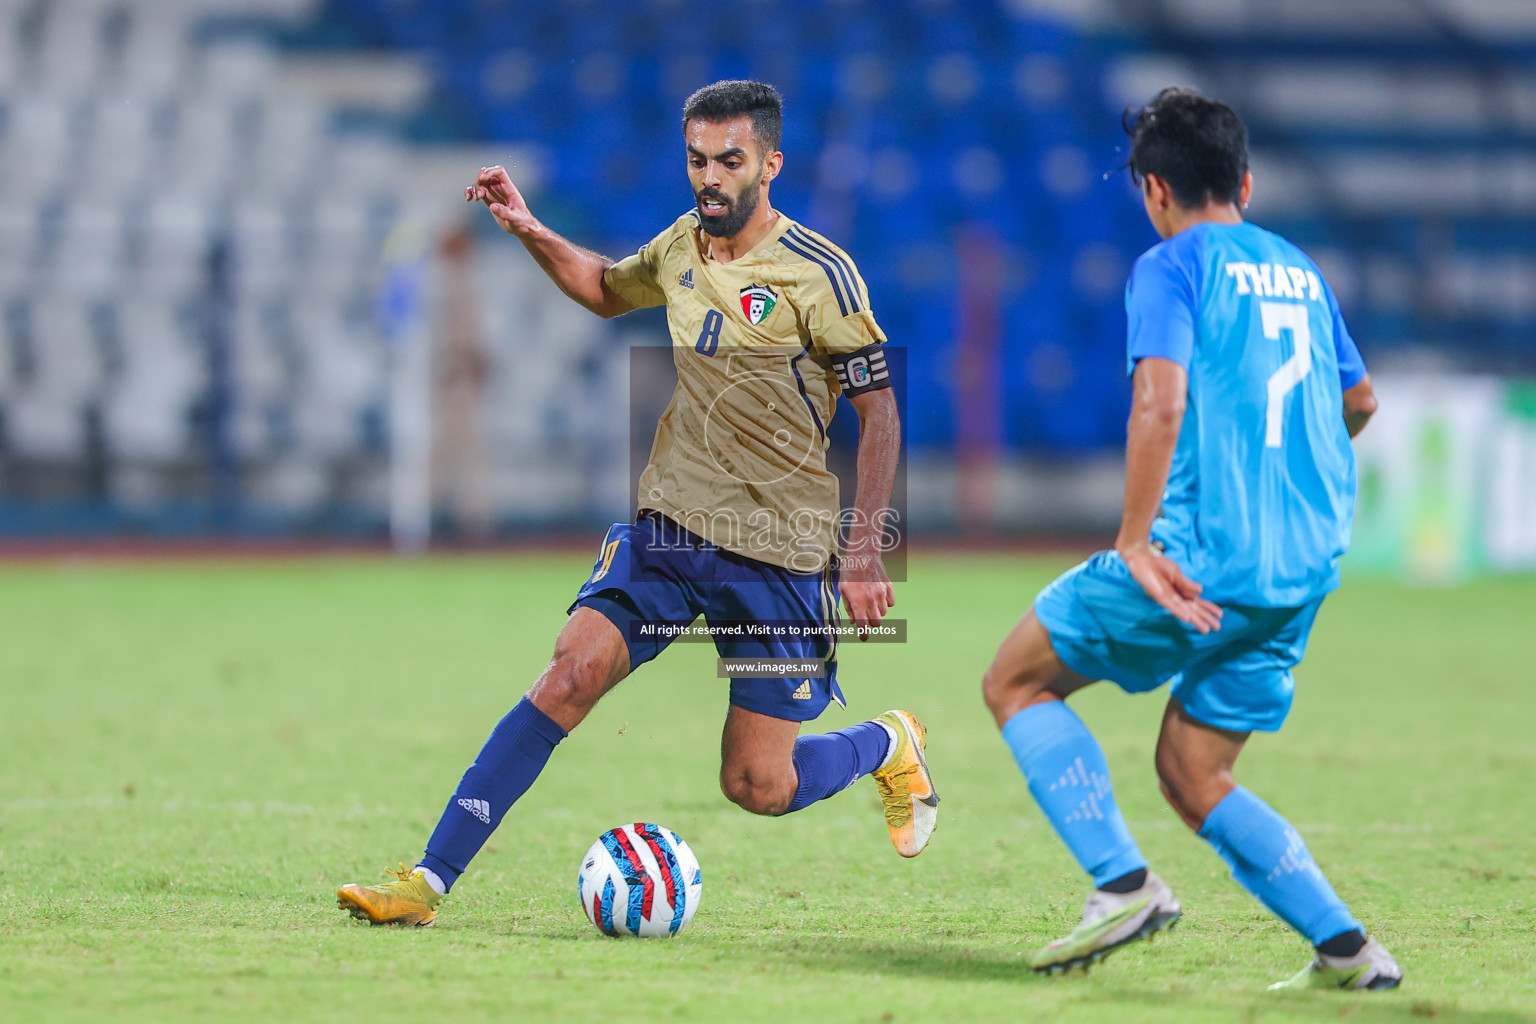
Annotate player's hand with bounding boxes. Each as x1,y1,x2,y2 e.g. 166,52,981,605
465,165,536,235
1118,541,1223,635
839,552,895,642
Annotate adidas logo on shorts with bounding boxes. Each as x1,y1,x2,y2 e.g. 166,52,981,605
791,681,812,700
458,797,492,824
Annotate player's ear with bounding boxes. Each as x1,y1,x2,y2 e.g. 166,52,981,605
1239,172,1253,210
761,149,783,184
1144,173,1170,209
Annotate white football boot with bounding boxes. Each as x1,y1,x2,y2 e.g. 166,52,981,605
1269,937,1403,991
1031,871,1182,973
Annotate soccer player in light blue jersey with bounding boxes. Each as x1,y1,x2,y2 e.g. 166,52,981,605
981,88,1400,990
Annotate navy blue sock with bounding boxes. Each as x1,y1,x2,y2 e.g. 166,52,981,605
784,721,892,813
1317,928,1367,958
419,697,567,892
1099,867,1148,894
1198,786,1361,945
1000,702,1147,887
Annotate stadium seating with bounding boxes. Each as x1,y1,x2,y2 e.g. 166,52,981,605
1,0,1532,534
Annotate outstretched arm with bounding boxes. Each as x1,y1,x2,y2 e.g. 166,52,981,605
1116,357,1223,635
839,387,900,640
466,165,635,319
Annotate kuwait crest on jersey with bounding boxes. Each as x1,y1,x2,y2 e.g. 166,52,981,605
739,284,777,325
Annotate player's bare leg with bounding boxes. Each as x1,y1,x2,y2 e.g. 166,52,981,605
337,608,630,926
718,707,801,815
1156,698,1402,990
1152,698,1246,830
526,607,632,731
985,610,1180,972
982,609,1094,725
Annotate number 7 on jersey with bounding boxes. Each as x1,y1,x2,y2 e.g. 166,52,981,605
1261,301,1312,449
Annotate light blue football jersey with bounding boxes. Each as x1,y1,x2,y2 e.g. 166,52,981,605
1125,221,1367,608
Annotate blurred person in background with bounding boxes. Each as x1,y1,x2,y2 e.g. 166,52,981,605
982,88,1398,990
336,80,937,929
431,223,494,540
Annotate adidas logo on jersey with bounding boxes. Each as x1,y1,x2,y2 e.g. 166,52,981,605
791,681,812,700
679,268,694,289
457,797,492,824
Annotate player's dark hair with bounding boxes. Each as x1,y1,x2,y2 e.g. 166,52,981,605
682,80,783,154
1125,87,1248,209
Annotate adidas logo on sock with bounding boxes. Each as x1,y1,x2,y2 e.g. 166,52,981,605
791,681,812,700
457,797,492,824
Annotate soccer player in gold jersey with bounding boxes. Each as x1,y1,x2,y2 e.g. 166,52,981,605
337,81,937,927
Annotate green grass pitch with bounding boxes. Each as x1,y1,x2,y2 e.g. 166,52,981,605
1,552,1533,1023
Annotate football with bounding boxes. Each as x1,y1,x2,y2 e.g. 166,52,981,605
578,824,703,937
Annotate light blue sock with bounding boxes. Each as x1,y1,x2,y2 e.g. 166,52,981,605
1001,702,1147,887
1198,786,1361,945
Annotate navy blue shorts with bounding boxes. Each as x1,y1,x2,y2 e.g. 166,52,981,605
569,511,845,722
1034,550,1324,733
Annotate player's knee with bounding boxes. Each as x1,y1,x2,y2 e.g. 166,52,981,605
1155,748,1227,829
530,647,612,720
980,662,1008,715
980,659,1024,714
718,769,791,816
981,658,1051,719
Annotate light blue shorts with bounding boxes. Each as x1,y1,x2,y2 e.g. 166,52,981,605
1033,551,1324,733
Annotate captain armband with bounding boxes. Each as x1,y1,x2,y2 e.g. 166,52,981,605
829,343,891,397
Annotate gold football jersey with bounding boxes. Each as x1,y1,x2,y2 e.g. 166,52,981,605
603,210,887,573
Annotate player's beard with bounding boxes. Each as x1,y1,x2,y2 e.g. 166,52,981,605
695,180,760,238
